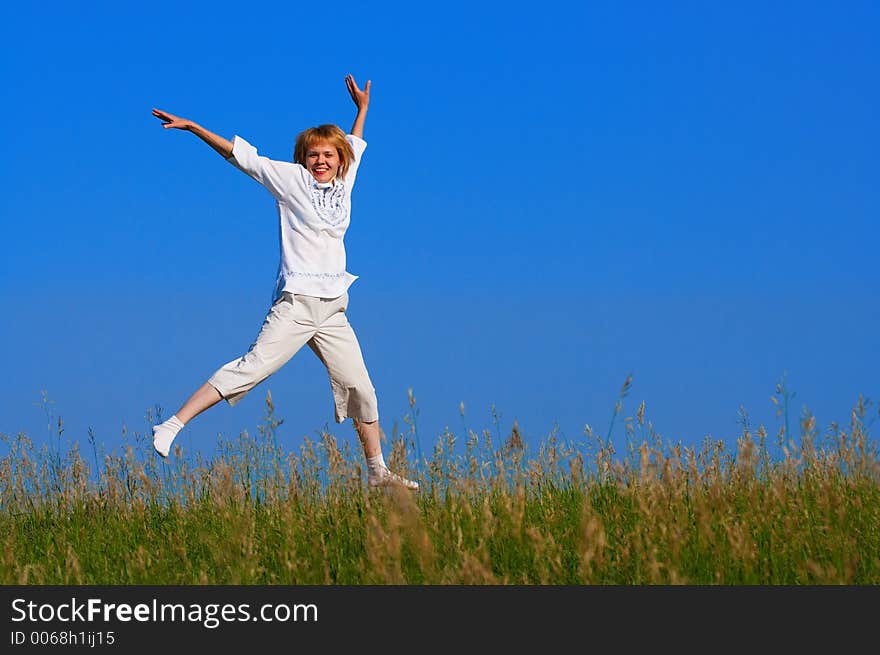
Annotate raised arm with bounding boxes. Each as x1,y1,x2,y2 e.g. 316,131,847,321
154,107,298,200
152,108,233,158
345,74,370,138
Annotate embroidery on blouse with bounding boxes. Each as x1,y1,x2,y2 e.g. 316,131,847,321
309,180,349,227
285,271,347,279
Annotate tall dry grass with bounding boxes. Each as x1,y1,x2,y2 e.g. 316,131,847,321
1,388,878,584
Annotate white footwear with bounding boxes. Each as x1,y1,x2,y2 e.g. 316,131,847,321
152,425,173,458
369,467,419,491
152,416,184,458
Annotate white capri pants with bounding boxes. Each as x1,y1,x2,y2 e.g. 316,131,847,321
207,291,379,423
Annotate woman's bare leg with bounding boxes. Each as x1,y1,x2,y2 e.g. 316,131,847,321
175,382,223,424
353,419,382,458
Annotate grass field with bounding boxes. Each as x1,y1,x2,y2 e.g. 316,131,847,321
1,389,878,584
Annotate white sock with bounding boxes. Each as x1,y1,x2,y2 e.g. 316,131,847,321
152,415,185,457
366,453,387,478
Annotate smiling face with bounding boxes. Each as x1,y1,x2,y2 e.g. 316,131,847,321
305,141,340,183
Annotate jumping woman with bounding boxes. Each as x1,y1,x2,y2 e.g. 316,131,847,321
150,74,418,490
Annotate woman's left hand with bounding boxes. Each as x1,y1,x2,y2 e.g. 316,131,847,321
345,74,370,110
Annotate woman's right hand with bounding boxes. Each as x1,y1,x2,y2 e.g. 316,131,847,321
152,108,193,130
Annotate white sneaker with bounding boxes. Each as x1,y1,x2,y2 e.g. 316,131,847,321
369,467,419,491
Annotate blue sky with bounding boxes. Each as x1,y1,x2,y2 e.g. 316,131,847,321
2,1,877,461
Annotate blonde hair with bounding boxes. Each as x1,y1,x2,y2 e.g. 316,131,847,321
293,124,355,179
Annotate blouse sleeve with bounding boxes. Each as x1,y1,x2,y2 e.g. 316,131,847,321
343,134,368,187
226,135,300,201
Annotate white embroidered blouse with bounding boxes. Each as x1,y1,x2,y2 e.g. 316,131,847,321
225,133,367,303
